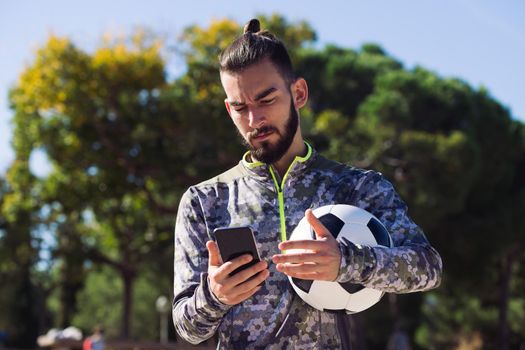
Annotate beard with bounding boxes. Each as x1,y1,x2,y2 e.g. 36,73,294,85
242,97,299,164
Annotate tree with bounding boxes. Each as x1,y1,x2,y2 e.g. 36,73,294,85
298,43,525,348
8,33,176,338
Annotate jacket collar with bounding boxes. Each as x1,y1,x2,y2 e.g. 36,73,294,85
240,142,316,180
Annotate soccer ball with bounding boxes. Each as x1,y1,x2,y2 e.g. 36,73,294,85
287,204,393,313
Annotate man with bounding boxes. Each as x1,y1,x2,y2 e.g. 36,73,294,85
173,19,442,349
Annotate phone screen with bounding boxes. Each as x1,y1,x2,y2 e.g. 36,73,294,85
213,226,261,277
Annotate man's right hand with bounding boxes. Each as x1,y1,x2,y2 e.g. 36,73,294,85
206,240,269,305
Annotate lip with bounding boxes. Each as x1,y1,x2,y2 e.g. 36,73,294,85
253,131,274,141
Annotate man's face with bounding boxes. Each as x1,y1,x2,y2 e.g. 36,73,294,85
221,59,300,164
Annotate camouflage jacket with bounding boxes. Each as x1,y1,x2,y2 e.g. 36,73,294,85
173,143,442,349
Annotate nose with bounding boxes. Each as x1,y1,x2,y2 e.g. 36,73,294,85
248,106,265,129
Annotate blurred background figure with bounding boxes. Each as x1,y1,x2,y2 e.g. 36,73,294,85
82,326,105,350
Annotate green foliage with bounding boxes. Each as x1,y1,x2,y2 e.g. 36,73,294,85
297,44,403,117
258,13,317,53
71,266,171,341
300,38,525,349
0,168,40,347
7,31,177,338
415,278,525,349
69,266,123,337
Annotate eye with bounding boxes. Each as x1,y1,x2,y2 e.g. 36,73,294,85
260,98,275,105
234,106,246,112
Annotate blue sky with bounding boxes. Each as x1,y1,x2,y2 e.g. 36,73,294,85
1,0,524,175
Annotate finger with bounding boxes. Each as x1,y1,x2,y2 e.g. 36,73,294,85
272,252,327,264
276,262,321,275
230,268,269,294
276,262,332,280
230,284,264,304
228,260,268,286
305,209,332,238
279,271,321,280
278,239,327,251
215,254,253,279
206,240,222,267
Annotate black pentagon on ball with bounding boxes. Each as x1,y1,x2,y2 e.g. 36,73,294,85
310,213,345,240
292,277,313,293
340,282,365,294
366,217,391,247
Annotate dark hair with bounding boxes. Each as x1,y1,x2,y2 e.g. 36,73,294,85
219,19,295,84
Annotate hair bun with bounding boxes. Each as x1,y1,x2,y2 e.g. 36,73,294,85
243,19,260,34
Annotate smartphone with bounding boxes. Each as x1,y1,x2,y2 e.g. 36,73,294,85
213,226,261,277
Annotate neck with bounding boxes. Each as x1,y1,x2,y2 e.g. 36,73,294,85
272,132,306,178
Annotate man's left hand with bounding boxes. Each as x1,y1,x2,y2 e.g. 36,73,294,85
271,208,341,281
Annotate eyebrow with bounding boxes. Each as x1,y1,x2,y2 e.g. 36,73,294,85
229,87,278,107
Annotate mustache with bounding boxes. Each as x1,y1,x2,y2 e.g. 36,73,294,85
248,126,277,140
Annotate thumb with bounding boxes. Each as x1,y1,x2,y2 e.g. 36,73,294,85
305,209,331,239
206,240,223,267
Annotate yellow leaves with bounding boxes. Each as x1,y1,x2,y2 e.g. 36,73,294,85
14,34,89,114
5,160,33,189
44,35,71,53
23,105,36,114
93,42,160,69
183,19,240,64
10,28,169,164
92,30,165,90
196,87,209,101
186,18,240,49
94,27,164,68
314,110,347,133
2,191,25,222
1,160,38,222
195,83,223,102
63,133,80,148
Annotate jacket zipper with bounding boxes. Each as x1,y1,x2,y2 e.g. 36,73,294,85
259,143,313,243
269,166,290,243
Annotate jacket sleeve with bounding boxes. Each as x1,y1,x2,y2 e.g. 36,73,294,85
172,187,231,344
336,171,443,293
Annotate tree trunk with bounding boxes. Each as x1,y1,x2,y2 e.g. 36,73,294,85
58,224,86,328
120,268,136,339
498,246,518,350
59,267,83,328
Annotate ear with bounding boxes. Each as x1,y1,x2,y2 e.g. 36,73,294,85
290,78,308,109
224,98,233,117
